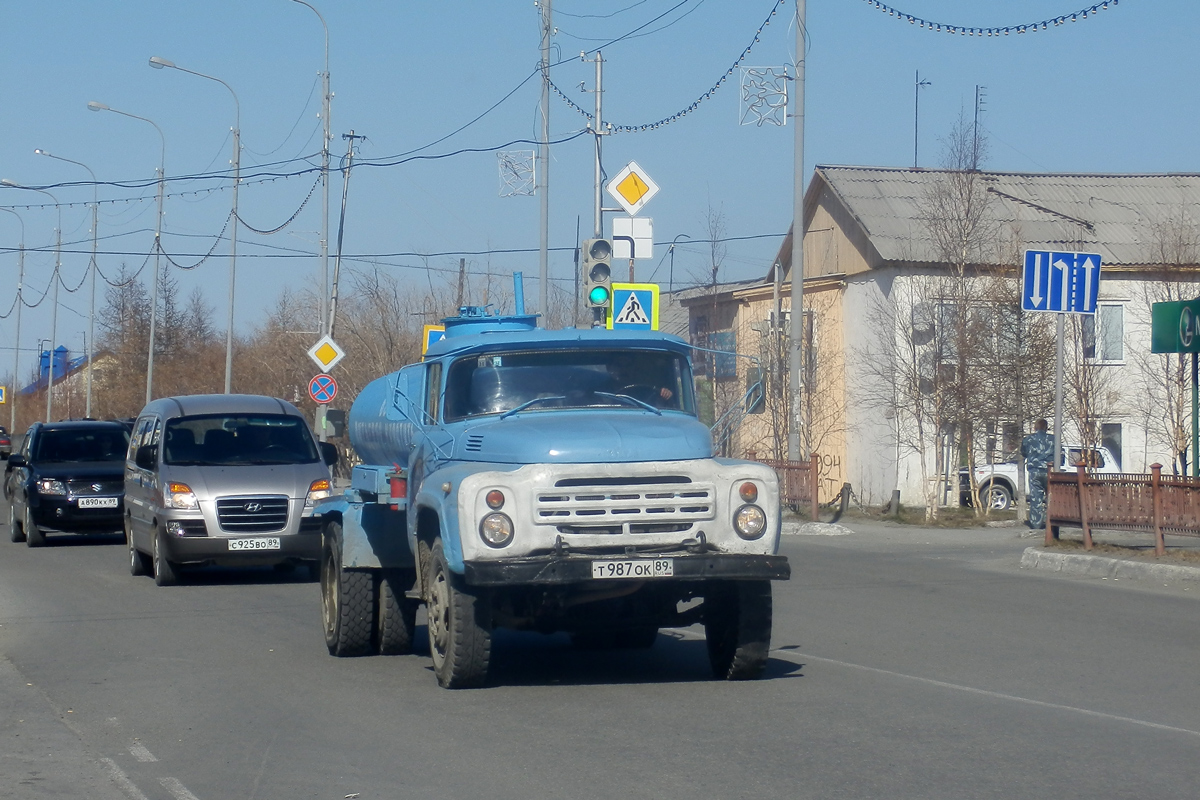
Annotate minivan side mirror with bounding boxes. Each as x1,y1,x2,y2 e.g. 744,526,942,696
319,441,339,468
135,444,158,470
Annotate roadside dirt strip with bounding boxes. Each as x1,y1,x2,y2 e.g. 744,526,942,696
1021,548,1200,584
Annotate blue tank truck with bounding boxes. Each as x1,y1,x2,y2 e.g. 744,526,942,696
314,307,790,688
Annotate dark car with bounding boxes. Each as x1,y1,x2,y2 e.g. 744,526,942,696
0,425,11,459
6,420,130,547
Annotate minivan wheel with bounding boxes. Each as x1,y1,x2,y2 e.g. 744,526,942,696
8,500,25,543
152,529,179,586
127,517,149,577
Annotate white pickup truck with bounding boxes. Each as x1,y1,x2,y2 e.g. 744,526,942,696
959,445,1121,511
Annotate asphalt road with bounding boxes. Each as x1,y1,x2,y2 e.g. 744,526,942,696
2,508,1198,800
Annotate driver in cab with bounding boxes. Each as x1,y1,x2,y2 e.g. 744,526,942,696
607,352,676,408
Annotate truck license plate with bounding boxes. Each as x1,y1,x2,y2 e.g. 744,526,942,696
228,538,281,551
77,497,118,509
590,559,674,580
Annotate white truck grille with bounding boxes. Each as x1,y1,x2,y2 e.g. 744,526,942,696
535,476,715,534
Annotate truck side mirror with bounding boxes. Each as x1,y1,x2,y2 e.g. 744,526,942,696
319,441,339,468
135,444,157,470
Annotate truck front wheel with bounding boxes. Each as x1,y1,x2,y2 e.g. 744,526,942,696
426,537,491,689
704,580,772,680
321,522,375,657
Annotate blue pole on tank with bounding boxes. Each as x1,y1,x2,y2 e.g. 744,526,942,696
513,271,526,316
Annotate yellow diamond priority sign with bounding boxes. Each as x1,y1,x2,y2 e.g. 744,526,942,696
307,335,345,371
606,161,659,216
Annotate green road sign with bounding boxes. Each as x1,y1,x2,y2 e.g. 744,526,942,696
1151,297,1200,353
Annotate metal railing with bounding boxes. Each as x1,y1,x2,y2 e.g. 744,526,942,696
1046,463,1200,556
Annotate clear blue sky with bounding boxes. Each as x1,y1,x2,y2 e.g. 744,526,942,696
0,0,1189,373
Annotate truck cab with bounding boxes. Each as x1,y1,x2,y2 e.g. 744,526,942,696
317,309,789,688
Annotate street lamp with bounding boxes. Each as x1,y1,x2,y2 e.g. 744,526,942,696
150,56,240,394
2,180,62,423
88,101,166,405
35,149,98,417
0,207,24,433
668,234,691,295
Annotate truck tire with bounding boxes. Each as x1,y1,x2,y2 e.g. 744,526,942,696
704,580,772,680
152,528,178,586
377,569,417,655
426,537,491,689
24,506,45,548
9,499,25,543
321,522,375,657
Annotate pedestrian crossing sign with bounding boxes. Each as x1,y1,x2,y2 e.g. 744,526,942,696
606,283,659,331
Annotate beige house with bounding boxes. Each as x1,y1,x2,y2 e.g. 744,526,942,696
683,166,1200,507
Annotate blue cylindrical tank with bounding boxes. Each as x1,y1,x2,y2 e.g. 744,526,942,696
349,368,421,467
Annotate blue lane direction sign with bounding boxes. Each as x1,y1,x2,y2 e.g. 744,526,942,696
1022,249,1102,314
309,373,338,405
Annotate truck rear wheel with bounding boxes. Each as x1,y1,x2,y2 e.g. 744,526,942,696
321,522,375,657
426,537,491,689
704,580,772,680
377,569,417,655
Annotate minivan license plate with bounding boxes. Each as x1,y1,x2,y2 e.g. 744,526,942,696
77,497,118,509
591,559,674,579
228,538,281,551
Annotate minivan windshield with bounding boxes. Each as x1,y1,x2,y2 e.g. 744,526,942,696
34,427,129,463
443,348,695,421
163,414,319,466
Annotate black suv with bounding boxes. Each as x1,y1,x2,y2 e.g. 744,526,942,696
7,420,130,547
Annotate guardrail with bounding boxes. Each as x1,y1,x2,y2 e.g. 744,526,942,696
749,453,820,521
1046,463,1200,555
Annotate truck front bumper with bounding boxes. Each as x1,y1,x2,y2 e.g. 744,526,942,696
462,552,790,586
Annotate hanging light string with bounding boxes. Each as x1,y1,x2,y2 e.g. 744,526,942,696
236,176,320,235
550,0,785,133
859,0,1119,36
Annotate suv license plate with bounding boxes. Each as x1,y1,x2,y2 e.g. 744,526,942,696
77,497,118,509
591,559,674,580
228,538,281,551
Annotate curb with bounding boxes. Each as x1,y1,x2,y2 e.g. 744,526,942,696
1020,547,1200,584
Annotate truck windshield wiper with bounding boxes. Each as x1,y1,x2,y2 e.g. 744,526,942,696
593,391,662,415
500,395,567,419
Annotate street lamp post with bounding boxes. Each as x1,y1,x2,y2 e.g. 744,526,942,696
87,102,166,405
1,208,24,433
2,181,62,422
667,234,691,295
35,149,98,417
150,56,240,394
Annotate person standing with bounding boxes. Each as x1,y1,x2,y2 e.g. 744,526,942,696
1021,418,1056,529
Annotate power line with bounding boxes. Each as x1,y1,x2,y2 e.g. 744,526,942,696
859,0,1120,36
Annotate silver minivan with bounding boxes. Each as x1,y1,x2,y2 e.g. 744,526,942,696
124,394,337,585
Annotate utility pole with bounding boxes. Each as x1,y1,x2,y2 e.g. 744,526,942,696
456,257,466,310
788,0,807,461
328,131,365,342
973,85,986,169
538,0,552,325
583,50,607,239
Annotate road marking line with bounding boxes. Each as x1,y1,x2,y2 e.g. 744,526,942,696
787,650,1200,739
161,777,202,800
99,757,150,800
129,743,157,762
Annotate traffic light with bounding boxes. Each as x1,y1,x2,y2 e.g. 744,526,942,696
582,238,613,309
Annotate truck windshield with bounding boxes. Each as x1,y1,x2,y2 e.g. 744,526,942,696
443,348,696,421
163,414,320,466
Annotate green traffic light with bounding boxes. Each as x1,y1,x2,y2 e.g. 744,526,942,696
588,285,610,305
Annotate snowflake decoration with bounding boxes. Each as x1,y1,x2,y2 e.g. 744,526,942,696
739,67,789,127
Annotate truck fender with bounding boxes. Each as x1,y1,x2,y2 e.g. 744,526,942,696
411,461,493,575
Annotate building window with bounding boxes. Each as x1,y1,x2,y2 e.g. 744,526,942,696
710,330,737,380
1101,422,1123,470
1082,304,1124,362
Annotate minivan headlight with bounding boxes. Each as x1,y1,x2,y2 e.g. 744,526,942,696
37,478,67,496
165,482,199,510
305,478,333,508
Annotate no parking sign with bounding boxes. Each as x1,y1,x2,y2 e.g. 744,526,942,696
308,373,338,404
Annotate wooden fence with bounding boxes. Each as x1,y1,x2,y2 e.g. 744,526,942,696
1046,463,1200,555
750,453,820,521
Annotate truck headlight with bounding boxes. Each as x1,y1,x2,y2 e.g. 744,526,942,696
165,482,199,510
733,504,767,539
37,478,67,496
479,513,514,548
